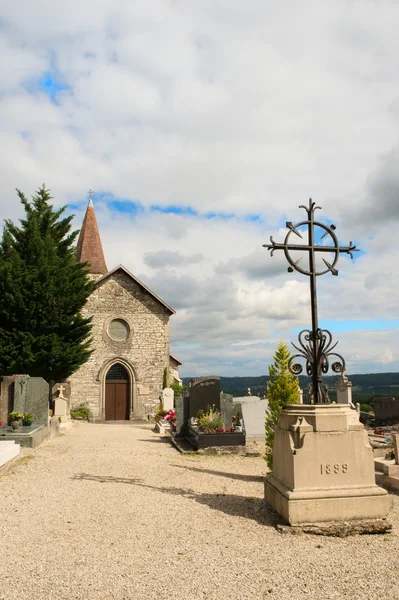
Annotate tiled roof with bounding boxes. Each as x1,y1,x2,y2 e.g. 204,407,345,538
76,201,108,275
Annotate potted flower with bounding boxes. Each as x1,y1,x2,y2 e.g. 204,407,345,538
165,409,176,432
22,413,33,427
9,411,24,430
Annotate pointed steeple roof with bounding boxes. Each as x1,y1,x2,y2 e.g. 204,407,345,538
76,198,108,275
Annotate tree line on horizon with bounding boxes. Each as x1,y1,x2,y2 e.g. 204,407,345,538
182,372,399,404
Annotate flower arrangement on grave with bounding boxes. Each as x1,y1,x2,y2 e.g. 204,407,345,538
197,406,235,434
155,401,169,421
9,411,24,430
165,409,176,431
22,413,33,426
9,411,23,422
165,409,176,424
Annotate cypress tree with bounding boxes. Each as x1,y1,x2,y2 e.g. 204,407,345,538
265,341,299,470
0,185,94,381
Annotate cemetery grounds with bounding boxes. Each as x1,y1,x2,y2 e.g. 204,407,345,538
0,421,398,600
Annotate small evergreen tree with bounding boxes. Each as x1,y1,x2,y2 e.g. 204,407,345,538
265,341,299,470
0,185,94,381
162,367,168,389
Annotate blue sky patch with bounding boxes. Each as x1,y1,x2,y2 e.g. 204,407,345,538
294,319,399,334
25,71,70,104
150,204,198,216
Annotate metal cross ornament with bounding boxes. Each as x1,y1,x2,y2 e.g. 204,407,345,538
263,199,359,404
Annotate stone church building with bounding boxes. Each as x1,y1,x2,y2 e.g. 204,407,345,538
69,199,181,420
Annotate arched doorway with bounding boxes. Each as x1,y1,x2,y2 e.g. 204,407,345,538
105,363,130,420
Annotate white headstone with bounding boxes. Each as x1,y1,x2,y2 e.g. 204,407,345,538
162,388,174,411
54,397,67,418
240,397,269,441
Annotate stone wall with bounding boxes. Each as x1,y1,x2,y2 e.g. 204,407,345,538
169,357,182,384
69,270,171,419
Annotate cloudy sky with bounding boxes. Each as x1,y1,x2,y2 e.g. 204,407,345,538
1,0,399,377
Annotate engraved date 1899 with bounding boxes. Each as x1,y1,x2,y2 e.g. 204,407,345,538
320,463,348,475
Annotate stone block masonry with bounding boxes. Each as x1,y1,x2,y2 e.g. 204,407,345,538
69,270,171,419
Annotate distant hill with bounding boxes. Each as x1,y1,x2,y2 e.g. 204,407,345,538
181,372,399,404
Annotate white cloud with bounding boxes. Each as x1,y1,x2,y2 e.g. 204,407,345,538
1,0,399,376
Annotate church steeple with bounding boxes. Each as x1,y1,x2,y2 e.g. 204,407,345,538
76,190,108,276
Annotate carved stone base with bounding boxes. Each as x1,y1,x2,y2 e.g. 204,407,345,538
265,404,390,527
275,518,392,537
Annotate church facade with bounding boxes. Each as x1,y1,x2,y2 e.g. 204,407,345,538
69,200,180,420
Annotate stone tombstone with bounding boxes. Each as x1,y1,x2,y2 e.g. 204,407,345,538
240,397,269,441
393,433,399,466
188,376,220,419
174,394,185,436
13,376,49,426
373,397,399,421
220,392,234,428
0,375,18,425
162,387,174,412
52,383,71,421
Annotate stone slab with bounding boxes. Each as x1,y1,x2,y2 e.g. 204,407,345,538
241,398,268,441
0,424,47,448
154,421,171,436
276,519,392,537
374,457,399,476
0,440,20,467
383,475,399,491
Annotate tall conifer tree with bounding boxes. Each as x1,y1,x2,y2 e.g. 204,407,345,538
0,186,94,381
265,341,299,470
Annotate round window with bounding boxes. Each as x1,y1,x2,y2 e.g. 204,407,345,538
108,319,130,341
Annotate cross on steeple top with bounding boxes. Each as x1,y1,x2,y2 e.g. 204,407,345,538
88,188,94,207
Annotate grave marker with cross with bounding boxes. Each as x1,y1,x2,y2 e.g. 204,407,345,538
263,199,359,404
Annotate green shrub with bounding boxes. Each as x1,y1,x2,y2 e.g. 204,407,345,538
170,382,186,397
70,405,91,421
162,367,168,389
360,404,373,413
265,341,299,471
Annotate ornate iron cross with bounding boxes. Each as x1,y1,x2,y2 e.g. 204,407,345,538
263,199,359,404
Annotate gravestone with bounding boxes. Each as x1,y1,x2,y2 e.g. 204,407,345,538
240,397,269,441
13,376,49,426
188,376,220,419
393,433,399,466
373,397,399,421
52,383,71,422
174,394,185,436
0,375,17,425
220,393,235,428
162,387,174,412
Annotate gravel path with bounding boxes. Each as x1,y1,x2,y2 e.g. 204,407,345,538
1,422,399,600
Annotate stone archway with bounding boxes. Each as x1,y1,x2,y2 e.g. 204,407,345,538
98,358,137,419
105,363,129,420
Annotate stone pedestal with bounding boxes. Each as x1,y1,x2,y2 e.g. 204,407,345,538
265,404,389,528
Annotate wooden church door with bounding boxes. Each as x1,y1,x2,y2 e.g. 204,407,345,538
105,363,130,420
